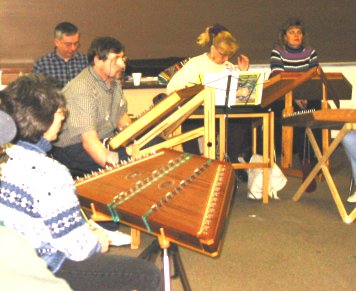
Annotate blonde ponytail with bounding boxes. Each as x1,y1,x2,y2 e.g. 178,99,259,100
196,24,239,56
196,26,213,47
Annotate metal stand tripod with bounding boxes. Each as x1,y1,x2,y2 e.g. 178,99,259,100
138,239,191,291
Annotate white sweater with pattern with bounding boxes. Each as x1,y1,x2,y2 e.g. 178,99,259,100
0,139,100,272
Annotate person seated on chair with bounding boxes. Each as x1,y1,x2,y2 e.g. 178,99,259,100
167,24,251,175
269,17,321,161
51,36,164,236
32,21,88,88
0,74,163,291
51,36,132,177
0,110,72,290
342,131,356,203
167,24,249,94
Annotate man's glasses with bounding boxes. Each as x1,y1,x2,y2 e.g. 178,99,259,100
108,54,127,64
61,41,80,48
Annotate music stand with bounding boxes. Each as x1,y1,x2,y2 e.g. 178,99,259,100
204,71,238,162
223,74,233,162
205,70,263,162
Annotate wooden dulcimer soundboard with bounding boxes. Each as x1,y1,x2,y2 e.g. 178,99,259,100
75,148,236,257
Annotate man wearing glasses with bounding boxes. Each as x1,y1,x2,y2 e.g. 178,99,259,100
52,36,131,178
32,22,88,88
51,37,133,244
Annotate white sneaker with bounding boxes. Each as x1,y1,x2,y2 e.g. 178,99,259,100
347,191,356,203
237,156,247,164
107,230,131,246
89,220,131,246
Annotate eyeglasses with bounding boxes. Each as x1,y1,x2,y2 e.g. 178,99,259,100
61,41,80,48
117,56,127,63
215,47,233,59
108,54,127,64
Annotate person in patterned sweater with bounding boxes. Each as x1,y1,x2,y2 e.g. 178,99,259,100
270,18,318,77
0,74,163,291
269,18,321,163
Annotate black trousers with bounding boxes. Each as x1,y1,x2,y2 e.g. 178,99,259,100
56,253,163,291
51,143,129,178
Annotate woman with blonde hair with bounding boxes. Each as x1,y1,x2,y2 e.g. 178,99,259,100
167,24,249,93
167,24,251,172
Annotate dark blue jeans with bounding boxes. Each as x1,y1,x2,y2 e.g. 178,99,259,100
56,253,163,291
51,143,129,178
51,136,163,178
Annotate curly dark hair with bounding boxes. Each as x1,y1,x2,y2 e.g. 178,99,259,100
0,74,66,143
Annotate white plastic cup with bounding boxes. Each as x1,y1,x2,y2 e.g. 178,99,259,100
132,73,142,86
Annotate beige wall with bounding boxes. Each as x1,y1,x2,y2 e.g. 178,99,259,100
0,0,355,65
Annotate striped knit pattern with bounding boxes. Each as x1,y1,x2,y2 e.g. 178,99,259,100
270,45,318,76
0,140,100,272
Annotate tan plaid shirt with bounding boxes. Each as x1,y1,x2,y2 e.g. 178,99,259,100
55,67,127,147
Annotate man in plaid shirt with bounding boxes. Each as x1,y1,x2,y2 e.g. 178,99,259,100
32,22,88,88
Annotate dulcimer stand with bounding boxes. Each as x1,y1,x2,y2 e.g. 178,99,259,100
139,229,191,291
283,109,356,223
261,67,352,177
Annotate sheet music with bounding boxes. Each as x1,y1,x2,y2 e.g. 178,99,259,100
204,70,264,106
204,70,238,106
235,71,264,106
